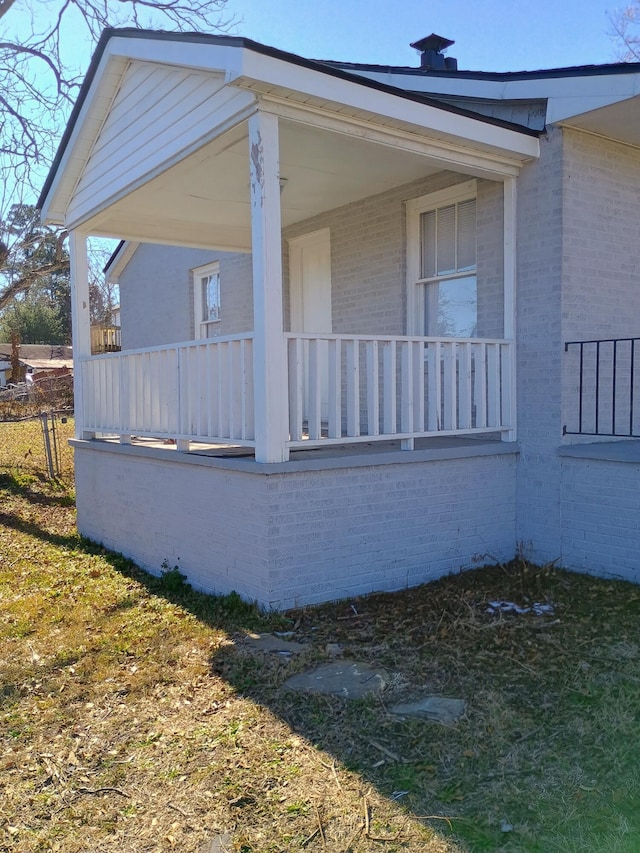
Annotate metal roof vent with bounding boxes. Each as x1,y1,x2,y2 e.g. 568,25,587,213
410,34,458,71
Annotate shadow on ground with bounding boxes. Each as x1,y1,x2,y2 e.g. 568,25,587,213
4,482,640,852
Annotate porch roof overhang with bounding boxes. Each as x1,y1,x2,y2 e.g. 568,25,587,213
344,61,640,146
554,93,640,148
39,29,539,252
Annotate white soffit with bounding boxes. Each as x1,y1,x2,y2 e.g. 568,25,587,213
80,118,448,249
558,94,640,147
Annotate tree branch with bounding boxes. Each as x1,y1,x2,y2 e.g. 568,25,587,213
0,0,18,21
0,229,68,312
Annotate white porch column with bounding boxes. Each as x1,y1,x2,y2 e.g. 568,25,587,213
249,109,289,463
503,177,517,441
69,229,94,440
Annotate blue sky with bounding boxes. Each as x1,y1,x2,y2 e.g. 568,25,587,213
6,0,628,79
1,0,630,215
227,0,623,71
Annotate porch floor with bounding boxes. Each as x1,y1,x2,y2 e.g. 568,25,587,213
88,433,514,471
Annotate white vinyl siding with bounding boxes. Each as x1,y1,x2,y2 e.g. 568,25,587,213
67,60,254,226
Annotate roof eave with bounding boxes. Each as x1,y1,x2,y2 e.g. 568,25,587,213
40,29,541,225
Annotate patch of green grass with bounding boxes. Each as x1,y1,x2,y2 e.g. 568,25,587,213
2,419,640,851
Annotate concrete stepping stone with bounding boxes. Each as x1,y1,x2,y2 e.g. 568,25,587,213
389,696,466,725
284,659,388,698
199,834,232,853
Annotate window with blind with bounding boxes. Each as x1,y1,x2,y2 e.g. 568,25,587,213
407,182,478,338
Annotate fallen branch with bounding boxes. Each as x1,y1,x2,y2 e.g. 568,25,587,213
314,802,326,849
321,759,343,791
367,738,403,763
416,814,454,830
76,786,130,798
167,801,191,818
362,793,370,836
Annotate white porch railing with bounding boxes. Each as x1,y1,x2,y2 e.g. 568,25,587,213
286,334,514,447
79,332,514,451
81,335,255,444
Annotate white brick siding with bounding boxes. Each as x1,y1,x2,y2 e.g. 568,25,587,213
515,128,565,563
94,123,640,605
118,244,252,349
561,128,640,344
284,171,504,337
560,455,640,583
119,170,506,348
74,442,517,610
119,244,208,348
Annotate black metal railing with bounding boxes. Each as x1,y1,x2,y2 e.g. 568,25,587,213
564,337,640,437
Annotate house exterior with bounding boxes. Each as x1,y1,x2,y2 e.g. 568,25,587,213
39,29,640,608
0,359,10,387
0,344,73,384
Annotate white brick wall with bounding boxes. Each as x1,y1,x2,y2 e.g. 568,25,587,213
283,171,504,337
561,129,640,343
119,244,208,348
119,170,506,348
515,125,640,570
514,128,565,564
560,129,640,439
560,457,640,582
118,244,252,349
74,443,517,610
75,445,272,602
265,452,516,608
101,124,640,602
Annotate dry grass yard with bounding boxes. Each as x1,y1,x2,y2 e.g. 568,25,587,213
1,418,639,852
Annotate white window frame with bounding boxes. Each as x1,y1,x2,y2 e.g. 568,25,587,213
192,261,220,339
405,179,477,336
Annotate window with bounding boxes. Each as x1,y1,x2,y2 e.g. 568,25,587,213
193,261,220,338
406,181,477,337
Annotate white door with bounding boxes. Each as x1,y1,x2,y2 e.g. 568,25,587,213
288,228,332,421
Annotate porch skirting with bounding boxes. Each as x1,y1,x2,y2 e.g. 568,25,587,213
559,442,640,584
72,440,518,610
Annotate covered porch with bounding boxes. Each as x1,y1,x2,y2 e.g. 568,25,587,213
38,30,542,606
39,32,538,463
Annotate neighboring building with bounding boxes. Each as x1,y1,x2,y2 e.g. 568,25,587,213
0,358,10,387
0,344,73,383
38,29,640,608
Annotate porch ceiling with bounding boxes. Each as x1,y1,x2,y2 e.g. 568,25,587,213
83,117,446,251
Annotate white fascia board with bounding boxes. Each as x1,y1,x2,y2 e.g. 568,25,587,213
105,35,244,78
349,67,640,125
348,69,510,100
234,52,539,161
105,241,139,283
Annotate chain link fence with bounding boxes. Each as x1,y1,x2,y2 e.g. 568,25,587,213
0,413,75,481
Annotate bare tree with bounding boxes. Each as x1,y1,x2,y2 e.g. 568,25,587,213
610,3,640,60
0,205,68,313
0,0,233,314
